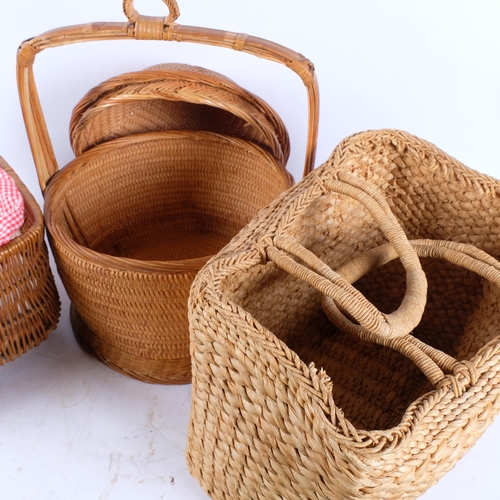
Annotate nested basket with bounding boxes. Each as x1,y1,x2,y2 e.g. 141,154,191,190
69,62,290,165
187,129,500,499
0,157,60,364
17,0,319,383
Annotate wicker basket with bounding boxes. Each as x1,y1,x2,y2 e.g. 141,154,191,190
45,131,291,382
69,62,290,165
0,157,60,364
187,129,500,499
17,0,319,383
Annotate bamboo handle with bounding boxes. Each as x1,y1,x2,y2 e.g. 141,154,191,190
123,0,180,24
267,173,428,340
17,2,319,193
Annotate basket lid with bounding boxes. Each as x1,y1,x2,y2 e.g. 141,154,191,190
69,63,290,166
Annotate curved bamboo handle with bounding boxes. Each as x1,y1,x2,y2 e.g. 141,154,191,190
123,0,180,24
17,1,319,193
267,172,428,340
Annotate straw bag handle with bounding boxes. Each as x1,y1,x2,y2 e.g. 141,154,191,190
321,239,500,394
17,0,319,193
267,172,428,340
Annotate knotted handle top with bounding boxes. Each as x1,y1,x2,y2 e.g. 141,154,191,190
123,0,180,24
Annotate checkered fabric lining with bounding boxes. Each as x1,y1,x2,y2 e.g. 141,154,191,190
0,168,24,245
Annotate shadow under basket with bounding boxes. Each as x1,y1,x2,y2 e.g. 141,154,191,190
43,131,292,384
187,129,500,499
0,157,60,364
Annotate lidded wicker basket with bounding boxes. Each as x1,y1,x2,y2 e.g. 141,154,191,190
187,129,500,499
17,0,319,383
0,157,60,364
69,62,290,166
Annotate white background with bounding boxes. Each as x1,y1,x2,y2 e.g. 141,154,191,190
1,1,500,498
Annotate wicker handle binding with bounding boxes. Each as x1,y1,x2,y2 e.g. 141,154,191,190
17,0,319,192
123,0,180,24
267,172,428,341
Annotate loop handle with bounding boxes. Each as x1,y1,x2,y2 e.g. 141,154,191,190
267,173,428,340
17,1,319,192
123,0,180,24
323,238,500,395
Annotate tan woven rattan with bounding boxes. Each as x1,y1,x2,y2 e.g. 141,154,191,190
43,131,291,382
187,129,500,499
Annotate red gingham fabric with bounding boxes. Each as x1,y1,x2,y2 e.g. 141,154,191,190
0,168,24,246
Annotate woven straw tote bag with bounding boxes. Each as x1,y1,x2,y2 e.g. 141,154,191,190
17,0,319,384
69,62,290,166
187,129,500,499
0,157,60,364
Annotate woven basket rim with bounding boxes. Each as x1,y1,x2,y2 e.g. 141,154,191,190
70,64,284,113
44,130,291,275
76,64,253,101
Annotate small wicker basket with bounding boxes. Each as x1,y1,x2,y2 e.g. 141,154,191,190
187,129,500,499
0,157,60,364
17,0,319,383
69,62,290,165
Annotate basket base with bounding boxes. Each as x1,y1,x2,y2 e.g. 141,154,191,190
70,304,192,385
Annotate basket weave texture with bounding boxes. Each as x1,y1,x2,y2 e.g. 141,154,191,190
44,131,291,382
187,129,500,499
0,157,60,364
17,0,319,383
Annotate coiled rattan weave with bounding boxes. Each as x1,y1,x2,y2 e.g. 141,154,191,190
0,157,60,364
69,63,290,165
43,131,291,383
187,129,500,499
17,0,319,383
